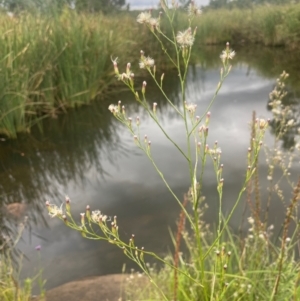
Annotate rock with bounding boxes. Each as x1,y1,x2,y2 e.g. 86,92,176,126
42,274,126,301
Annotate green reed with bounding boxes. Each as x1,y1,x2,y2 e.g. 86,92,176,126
0,8,149,138
194,3,300,48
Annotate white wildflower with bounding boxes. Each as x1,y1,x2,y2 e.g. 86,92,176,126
120,73,130,80
137,12,151,24
91,210,109,223
149,18,160,29
139,56,155,69
248,216,254,225
258,118,268,129
176,28,195,47
185,102,197,113
108,104,118,113
47,203,63,218
220,50,235,62
187,3,202,16
287,119,294,127
208,147,222,155
91,210,102,223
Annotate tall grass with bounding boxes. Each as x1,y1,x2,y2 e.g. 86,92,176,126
0,8,148,138
0,224,44,301
195,3,300,47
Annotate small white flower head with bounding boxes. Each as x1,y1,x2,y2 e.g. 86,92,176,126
220,49,235,63
257,118,268,129
108,104,118,114
208,147,222,155
287,119,294,127
139,56,155,69
121,73,130,81
149,18,160,30
187,1,202,17
176,28,195,47
185,102,197,113
91,210,102,223
248,216,255,225
137,11,152,24
47,203,63,218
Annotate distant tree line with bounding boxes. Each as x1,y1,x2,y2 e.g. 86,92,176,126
0,0,127,13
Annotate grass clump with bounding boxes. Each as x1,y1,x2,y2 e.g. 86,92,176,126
195,3,300,48
45,1,300,300
0,8,146,138
0,223,45,301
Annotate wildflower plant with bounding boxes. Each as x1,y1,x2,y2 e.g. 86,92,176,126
46,1,300,300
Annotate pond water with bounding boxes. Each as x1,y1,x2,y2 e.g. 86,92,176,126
0,46,299,292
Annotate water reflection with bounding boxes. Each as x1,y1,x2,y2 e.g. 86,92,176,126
0,47,298,291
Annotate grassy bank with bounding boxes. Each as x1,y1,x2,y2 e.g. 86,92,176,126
1,3,300,138
195,3,300,47
0,9,157,138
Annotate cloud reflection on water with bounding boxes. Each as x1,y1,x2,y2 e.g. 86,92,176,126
3,53,297,291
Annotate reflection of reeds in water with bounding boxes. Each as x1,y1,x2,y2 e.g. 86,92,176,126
190,46,300,94
0,72,184,242
0,99,118,242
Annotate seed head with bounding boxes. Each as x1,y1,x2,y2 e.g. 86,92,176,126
137,11,152,24
176,28,194,47
185,102,197,113
187,2,202,16
139,56,155,69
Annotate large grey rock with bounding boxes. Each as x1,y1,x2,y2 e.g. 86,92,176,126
43,274,126,301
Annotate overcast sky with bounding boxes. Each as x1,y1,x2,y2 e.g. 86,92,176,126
127,0,210,10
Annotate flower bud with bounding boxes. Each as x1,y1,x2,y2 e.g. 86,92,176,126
80,213,85,226
153,102,157,113
126,62,131,74
142,81,147,94
86,205,91,221
62,214,68,224
113,61,119,75
65,196,71,213
205,112,211,124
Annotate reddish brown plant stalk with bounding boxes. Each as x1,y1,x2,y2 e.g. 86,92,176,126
273,177,300,300
173,195,188,301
